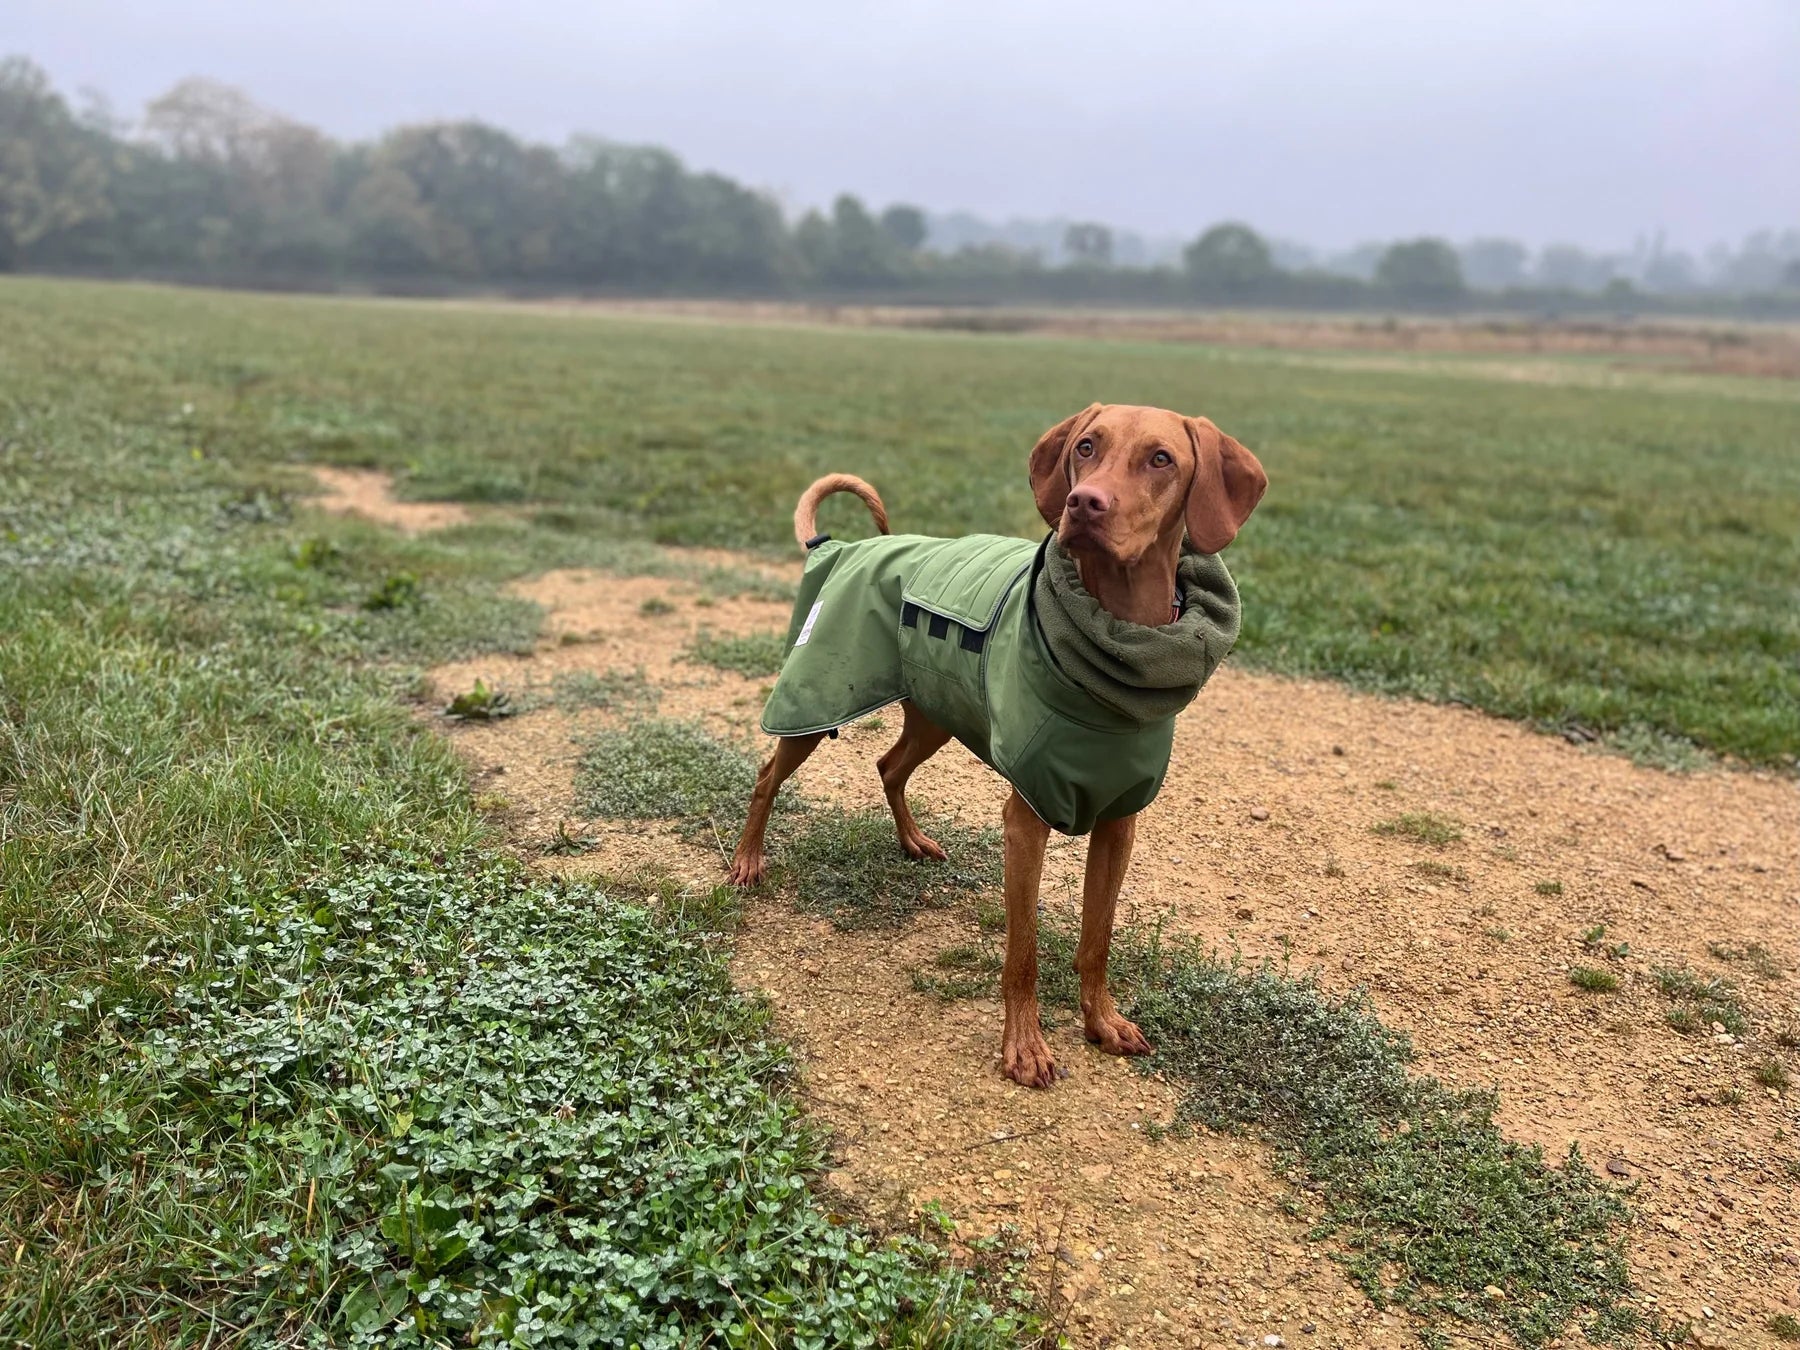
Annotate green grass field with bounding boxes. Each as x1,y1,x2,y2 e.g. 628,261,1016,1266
12,278,1798,764
3,276,1794,1344
0,278,1036,1345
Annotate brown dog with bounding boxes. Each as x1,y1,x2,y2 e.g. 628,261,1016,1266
730,405,1266,1087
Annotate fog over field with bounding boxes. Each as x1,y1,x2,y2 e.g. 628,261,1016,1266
12,0,1797,256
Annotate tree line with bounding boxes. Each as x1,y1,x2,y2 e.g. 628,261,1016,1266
3,56,1795,312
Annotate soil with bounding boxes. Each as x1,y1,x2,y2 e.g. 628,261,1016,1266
307,465,473,533
329,469,1800,1348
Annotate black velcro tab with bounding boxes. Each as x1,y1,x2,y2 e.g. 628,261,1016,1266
959,625,987,653
804,532,832,550
927,613,950,640
900,601,920,628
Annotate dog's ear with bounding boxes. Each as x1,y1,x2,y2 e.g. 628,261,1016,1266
1183,417,1267,553
1029,403,1103,528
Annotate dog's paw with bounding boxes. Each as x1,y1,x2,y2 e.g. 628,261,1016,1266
1000,1023,1060,1089
899,827,948,862
725,855,767,888
1084,1010,1154,1057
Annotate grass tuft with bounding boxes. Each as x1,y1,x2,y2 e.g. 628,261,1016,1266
685,627,789,679
774,807,1001,929
1706,940,1784,982
549,666,657,712
575,720,765,827
1654,966,1731,1001
1770,1312,1800,1341
1569,966,1620,993
1373,812,1464,846
913,944,1004,1000
572,726,1000,930
1603,723,1711,772
1753,1059,1792,1091
1653,965,1747,1036
1412,859,1468,882
1664,1007,1700,1035
362,570,423,610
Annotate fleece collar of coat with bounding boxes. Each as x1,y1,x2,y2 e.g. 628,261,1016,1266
1030,533,1241,724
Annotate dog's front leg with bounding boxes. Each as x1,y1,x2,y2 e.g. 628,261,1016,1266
1077,813,1153,1056
999,789,1056,1088
727,732,824,887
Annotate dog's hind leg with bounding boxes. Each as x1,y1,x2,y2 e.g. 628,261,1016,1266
728,732,825,887
876,699,952,860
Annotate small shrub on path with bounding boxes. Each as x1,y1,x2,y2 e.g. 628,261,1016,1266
1373,812,1464,846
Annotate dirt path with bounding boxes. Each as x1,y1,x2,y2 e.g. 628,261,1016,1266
320,470,1800,1348
308,465,473,533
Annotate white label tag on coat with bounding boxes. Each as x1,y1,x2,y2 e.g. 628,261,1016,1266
794,600,823,646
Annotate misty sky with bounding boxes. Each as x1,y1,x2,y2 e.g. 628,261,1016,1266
12,0,1797,252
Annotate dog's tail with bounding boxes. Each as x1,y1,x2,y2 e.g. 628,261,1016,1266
793,473,890,550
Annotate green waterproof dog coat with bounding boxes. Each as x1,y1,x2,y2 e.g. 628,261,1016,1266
761,533,1236,835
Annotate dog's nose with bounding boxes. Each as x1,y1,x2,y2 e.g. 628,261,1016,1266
1067,484,1111,516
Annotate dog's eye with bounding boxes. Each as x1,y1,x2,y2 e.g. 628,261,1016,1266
1150,449,1173,468
1075,438,1095,457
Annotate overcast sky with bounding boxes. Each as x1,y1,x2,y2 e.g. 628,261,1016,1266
11,0,1797,252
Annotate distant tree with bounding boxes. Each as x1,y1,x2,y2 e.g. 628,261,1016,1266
0,57,111,269
1712,229,1800,292
571,143,690,281
878,203,926,251
1459,237,1528,290
142,77,271,161
1533,244,1632,293
678,172,792,286
1267,237,1318,271
792,208,834,278
554,136,621,281
344,163,438,275
371,122,563,278
1183,222,1274,295
131,77,355,273
243,121,346,272
1642,249,1699,294
1322,241,1386,281
1063,221,1113,266
1375,238,1464,299
942,241,1042,274
1784,259,1800,290
821,194,894,284
1605,279,1648,316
